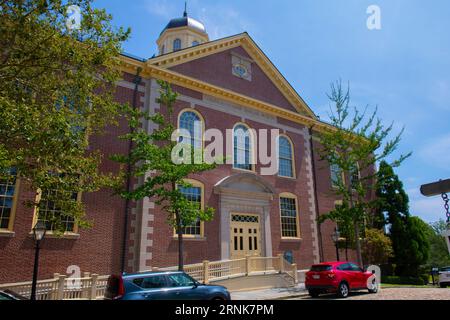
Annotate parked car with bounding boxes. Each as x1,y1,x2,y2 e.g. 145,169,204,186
305,262,378,298
439,266,450,288
0,290,28,300
104,271,231,300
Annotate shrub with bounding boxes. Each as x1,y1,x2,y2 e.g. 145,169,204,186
382,276,427,285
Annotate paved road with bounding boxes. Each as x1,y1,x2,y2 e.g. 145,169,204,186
290,287,450,300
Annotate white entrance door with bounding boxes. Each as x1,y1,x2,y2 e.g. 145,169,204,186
230,214,261,259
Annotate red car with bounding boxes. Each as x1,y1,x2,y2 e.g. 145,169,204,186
305,262,378,298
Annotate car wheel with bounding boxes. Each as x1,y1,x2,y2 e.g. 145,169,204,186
337,282,349,298
308,290,320,298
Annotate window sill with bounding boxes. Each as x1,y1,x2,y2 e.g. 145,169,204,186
232,167,256,174
172,236,206,242
281,237,303,242
28,232,80,240
0,230,15,238
278,175,297,180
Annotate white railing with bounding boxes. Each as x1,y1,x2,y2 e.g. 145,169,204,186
0,273,109,301
0,256,298,300
158,255,298,285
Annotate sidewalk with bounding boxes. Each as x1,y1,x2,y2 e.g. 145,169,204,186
231,284,308,300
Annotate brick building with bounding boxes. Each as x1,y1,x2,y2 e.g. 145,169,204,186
0,10,359,283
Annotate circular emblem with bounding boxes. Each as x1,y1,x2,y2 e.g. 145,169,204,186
233,64,248,78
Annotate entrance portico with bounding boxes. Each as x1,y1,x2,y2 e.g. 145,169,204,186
214,173,275,260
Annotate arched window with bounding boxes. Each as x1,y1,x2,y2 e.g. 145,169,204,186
330,163,343,188
233,124,253,171
192,40,199,47
350,163,361,190
178,110,203,151
278,136,294,178
173,38,181,52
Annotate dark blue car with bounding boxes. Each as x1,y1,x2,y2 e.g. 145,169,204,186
104,271,231,300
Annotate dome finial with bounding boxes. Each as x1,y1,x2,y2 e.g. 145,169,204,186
183,1,187,17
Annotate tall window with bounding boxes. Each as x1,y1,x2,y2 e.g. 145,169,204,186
161,45,165,55
173,39,181,52
280,194,300,238
278,136,294,177
179,110,203,150
350,164,360,190
192,40,199,46
233,124,253,171
178,182,202,236
330,163,343,188
0,168,17,230
37,189,77,233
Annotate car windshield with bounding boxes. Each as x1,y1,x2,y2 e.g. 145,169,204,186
310,265,332,272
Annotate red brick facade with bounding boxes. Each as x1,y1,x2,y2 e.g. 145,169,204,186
0,43,358,283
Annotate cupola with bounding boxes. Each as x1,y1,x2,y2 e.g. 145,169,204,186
156,3,209,55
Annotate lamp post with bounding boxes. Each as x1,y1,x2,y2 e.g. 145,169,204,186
31,221,47,301
331,227,341,261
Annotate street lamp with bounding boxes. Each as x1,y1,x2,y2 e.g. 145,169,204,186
31,221,47,301
331,227,341,261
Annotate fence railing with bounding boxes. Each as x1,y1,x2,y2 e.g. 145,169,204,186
0,255,298,300
0,273,109,301
156,255,298,285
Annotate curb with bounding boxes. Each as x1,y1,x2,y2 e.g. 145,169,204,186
269,293,309,300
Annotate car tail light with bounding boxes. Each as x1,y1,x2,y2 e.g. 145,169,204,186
116,276,125,299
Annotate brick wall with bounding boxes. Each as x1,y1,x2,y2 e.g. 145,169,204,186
0,72,142,283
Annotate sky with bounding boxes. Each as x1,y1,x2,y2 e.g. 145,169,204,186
94,0,450,223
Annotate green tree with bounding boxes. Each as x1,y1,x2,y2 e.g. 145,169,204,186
317,80,410,267
112,81,217,271
0,1,129,231
375,161,430,276
426,220,450,268
362,228,393,265
400,217,430,276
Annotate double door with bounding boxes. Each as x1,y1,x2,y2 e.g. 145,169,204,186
230,214,261,259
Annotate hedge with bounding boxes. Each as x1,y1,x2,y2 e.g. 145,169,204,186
382,275,429,286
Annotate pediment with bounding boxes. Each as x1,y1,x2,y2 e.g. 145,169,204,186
148,33,317,119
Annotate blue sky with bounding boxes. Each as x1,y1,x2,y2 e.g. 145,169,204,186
95,0,450,223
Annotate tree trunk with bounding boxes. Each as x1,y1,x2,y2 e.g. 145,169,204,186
345,239,349,261
347,170,363,267
354,222,363,266
175,210,184,271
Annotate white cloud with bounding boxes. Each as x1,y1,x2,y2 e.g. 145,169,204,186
419,133,450,172
145,0,178,19
197,5,254,40
408,188,447,222
144,0,253,40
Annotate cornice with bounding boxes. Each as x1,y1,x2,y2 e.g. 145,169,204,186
146,65,335,134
